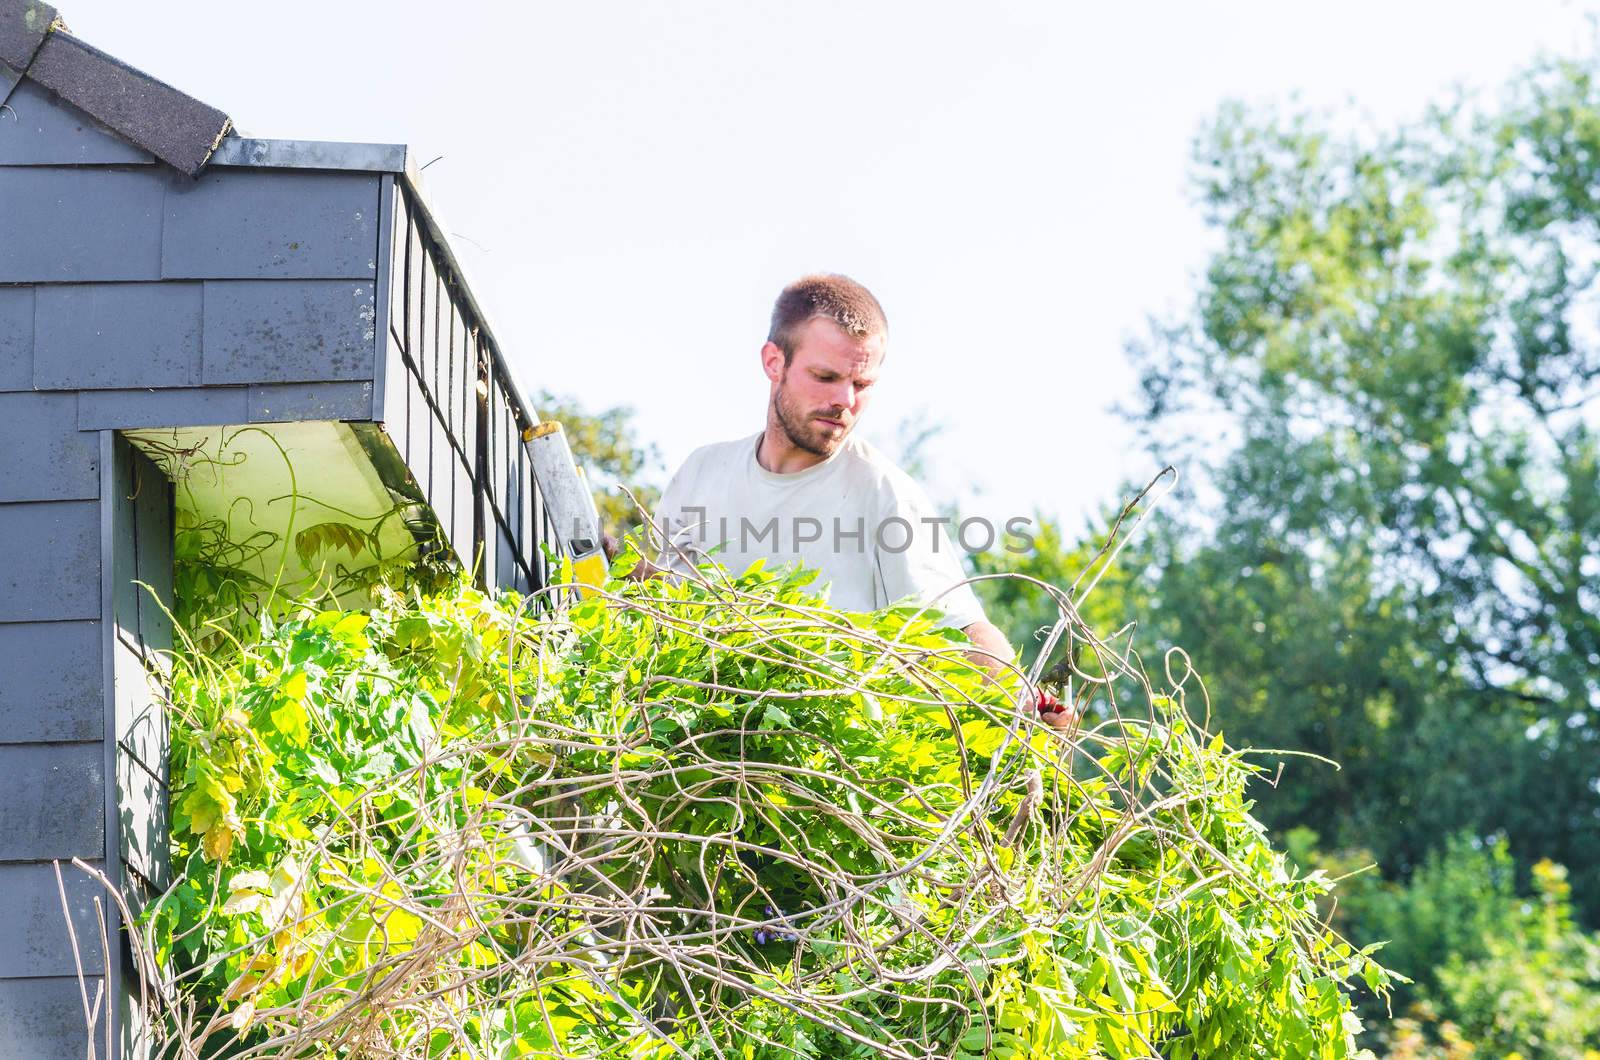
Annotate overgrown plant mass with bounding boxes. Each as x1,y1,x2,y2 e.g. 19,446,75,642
124,521,1388,1058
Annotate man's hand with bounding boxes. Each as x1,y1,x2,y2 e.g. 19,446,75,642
960,621,1078,732
1034,685,1078,731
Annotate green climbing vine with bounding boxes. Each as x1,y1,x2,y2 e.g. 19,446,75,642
134,426,450,650
136,590,1390,1053
115,439,1390,1057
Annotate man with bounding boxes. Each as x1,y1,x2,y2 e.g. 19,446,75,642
648,273,1072,729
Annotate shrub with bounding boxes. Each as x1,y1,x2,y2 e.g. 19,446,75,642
1345,833,1520,1009
1319,833,1600,1056
1429,859,1600,1056
127,549,1387,1058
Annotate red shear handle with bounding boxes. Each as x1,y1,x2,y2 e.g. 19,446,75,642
1035,687,1076,730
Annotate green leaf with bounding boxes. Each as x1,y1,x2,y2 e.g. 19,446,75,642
269,696,310,745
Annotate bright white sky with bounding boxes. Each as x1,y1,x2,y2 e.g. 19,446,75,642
63,0,1597,531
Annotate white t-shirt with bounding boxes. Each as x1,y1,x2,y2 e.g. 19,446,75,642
652,431,987,629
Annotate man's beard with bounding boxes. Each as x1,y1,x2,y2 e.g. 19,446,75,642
772,376,848,458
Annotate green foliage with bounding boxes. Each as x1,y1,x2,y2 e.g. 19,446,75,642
153,579,538,1034
1305,835,1600,1057
1335,834,1517,1014
1122,50,1600,908
144,427,443,654
141,545,1386,1058
966,48,1600,1052
1118,47,1600,862
1430,858,1600,1056
172,504,277,647
972,515,1151,667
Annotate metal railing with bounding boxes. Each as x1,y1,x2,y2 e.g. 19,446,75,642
386,176,560,596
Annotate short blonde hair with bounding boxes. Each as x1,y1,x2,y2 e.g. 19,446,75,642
767,273,888,362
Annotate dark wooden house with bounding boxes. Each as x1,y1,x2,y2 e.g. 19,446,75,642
0,2,555,1053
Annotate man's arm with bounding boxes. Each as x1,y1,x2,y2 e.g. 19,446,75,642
864,473,1074,731
962,619,1076,730
961,619,1015,674
601,532,668,581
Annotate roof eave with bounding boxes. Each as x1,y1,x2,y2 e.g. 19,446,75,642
208,137,410,173
1,0,230,176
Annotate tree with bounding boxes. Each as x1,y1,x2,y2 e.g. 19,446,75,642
1113,53,1600,918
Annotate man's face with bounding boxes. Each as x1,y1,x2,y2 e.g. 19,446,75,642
762,316,885,458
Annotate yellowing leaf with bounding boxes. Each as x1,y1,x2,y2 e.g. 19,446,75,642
222,868,271,915
372,907,422,948
180,786,222,836
203,820,237,862
265,855,305,928
294,522,367,568
223,954,277,1001
221,890,264,916
462,941,500,967
288,947,316,979
332,613,370,638
271,855,303,891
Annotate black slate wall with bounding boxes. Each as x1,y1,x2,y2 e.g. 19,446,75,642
1,74,552,1057
0,80,382,1058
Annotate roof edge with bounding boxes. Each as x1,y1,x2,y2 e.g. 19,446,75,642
396,164,543,435
2,0,230,176
209,136,409,173
0,0,57,76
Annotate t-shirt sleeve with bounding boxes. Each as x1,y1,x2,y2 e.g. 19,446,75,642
872,476,988,631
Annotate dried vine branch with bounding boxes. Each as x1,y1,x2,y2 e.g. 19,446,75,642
60,473,1387,1059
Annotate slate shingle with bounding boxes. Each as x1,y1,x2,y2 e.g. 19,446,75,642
0,621,102,743
34,282,203,389
0,391,98,501
0,500,100,621
164,170,380,279
203,279,377,385
0,167,165,282
0,861,107,978
0,77,152,165
0,286,33,392
25,29,228,176
0,978,93,1059
77,385,248,430
0,742,104,858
